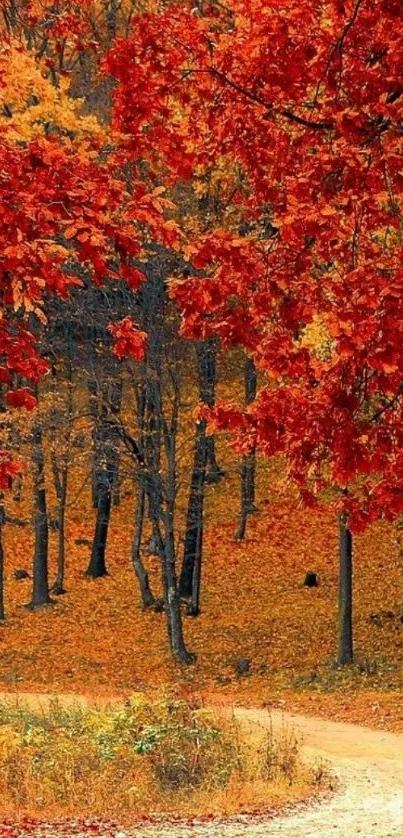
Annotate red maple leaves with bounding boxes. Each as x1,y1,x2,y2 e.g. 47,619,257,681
107,0,403,528
108,317,147,360
2,0,403,527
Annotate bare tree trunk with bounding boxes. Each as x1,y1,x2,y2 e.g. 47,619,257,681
338,512,353,665
132,482,156,609
50,453,68,595
110,380,122,506
197,338,224,484
178,338,224,602
87,464,113,578
236,357,258,541
161,410,195,664
162,511,194,663
88,341,101,510
179,418,207,610
28,426,52,608
131,378,156,608
128,255,193,662
86,415,118,578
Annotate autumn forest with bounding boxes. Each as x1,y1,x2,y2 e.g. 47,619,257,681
0,0,403,834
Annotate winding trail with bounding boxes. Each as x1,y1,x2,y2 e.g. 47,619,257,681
132,707,403,838
1,694,403,837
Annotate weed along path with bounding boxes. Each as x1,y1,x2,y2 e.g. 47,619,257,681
133,707,403,838
0,694,403,837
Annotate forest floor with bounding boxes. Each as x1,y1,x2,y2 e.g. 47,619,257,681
2,440,403,732
2,391,403,832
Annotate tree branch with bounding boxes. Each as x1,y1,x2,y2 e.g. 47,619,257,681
209,68,333,131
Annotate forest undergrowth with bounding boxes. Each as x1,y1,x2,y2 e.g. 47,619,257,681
0,694,327,823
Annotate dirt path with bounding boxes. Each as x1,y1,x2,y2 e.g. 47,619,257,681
130,707,403,838
1,694,403,837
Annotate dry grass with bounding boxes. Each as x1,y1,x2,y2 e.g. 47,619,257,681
0,695,327,823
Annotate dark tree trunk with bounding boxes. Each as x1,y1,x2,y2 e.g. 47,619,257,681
50,334,73,595
88,344,101,510
131,379,156,608
338,512,353,665
138,271,164,555
163,512,194,663
134,255,193,662
0,505,5,621
110,380,123,506
29,426,51,608
50,453,68,595
161,429,195,664
132,482,156,609
236,357,258,541
86,416,118,579
196,338,224,484
178,338,224,602
179,419,207,608
86,471,112,578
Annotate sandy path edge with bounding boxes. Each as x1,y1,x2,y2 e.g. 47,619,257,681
0,692,402,837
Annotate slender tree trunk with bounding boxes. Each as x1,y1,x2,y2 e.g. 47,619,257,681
179,419,207,609
50,454,68,595
236,357,258,541
131,379,156,607
86,415,117,578
88,348,101,510
161,435,195,663
131,482,156,609
163,514,194,663
110,380,122,506
136,260,193,662
86,463,113,578
196,338,224,484
86,475,112,578
29,426,51,608
338,512,353,665
50,336,73,595
178,338,223,601
0,504,5,621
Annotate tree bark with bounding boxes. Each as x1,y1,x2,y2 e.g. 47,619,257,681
86,417,117,578
338,512,354,665
196,338,224,484
178,338,224,602
50,452,68,595
133,254,193,662
179,418,207,608
28,426,52,608
131,482,156,609
88,344,101,510
110,380,122,506
161,430,195,663
86,466,112,578
236,357,258,541
131,378,156,608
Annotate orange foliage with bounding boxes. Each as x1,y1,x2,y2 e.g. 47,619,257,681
1,426,403,731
